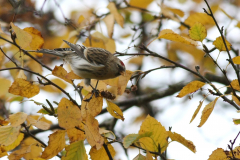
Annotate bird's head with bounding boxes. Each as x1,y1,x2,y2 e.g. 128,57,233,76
116,59,126,76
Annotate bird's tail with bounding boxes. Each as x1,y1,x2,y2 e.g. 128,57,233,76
32,49,65,57
63,40,85,54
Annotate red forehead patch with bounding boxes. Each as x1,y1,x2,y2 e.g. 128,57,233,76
120,60,125,66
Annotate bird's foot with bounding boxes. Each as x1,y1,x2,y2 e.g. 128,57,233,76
83,89,100,102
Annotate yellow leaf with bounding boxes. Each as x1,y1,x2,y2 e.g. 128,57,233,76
233,146,240,158
198,97,219,127
16,70,27,80
26,115,51,130
133,153,146,160
232,94,240,106
83,36,105,49
65,70,82,80
83,32,116,53
77,15,85,24
90,143,116,160
82,94,103,120
10,22,32,49
21,137,42,160
41,78,67,93
58,98,81,129
233,118,240,125
8,78,40,98
103,70,133,95
62,140,88,160
164,6,184,17
107,2,124,28
220,8,234,20
180,13,215,30
52,65,73,84
4,61,18,79
99,128,116,139
0,125,21,146
161,5,184,22
80,79,107,93
208,148,228,160
167,131,196,153
121,33,132,38
213,36,231,52
0,78,11,97
129,0,153,9
177,81,205,98
189,22,207,42
138,115,168,153
158,29,198,46
23,27,44,56
84,115,104,150
9,112,28,127
231,79,240,91
123,132,152,148
236,21,240,29
27,59,43,74
103,14,115,38
2,133,24,152
232,56,240,64
146,151,153,160
0,48,5,64
0,119,9,126
190,101,203,123
0,150,8,158
66,126,86,143
8,145,31,160
106,100,124,121
41,130,66,159
128,56,144,65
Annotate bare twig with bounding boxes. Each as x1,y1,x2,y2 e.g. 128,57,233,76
0,67,80,107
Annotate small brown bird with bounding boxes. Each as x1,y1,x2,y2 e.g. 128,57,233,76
36,40,126,87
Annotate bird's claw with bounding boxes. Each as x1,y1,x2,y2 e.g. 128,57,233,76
83,89,100,102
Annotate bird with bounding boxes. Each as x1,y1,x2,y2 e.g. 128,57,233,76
34,40,126,96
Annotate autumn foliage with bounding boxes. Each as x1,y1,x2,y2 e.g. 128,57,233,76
1,0,240,160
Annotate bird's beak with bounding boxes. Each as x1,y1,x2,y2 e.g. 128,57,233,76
120,71,126,76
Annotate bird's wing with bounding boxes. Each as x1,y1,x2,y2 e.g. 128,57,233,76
63,40,111,66
63,40,87,60
85,47,111,66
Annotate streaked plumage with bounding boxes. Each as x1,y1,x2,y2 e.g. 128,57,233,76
36,40,126,86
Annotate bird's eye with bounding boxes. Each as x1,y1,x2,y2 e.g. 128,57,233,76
117,64,122,69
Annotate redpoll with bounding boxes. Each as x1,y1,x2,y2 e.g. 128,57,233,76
35,40,126,86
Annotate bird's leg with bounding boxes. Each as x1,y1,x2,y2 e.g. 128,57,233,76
93,80,100,97
84,80,100,102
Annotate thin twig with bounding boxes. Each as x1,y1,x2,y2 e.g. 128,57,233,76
0,67,80,107
103,143,113,160
203,0,240,104
0,47,19,67
116,46,240,110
